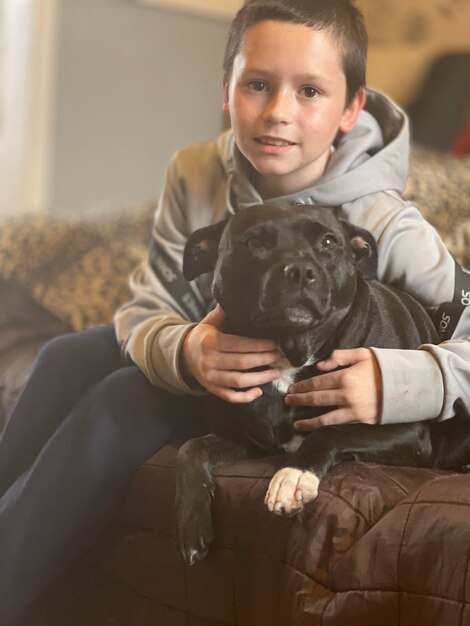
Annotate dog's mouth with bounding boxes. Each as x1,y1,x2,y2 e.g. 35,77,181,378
251,303,317,329
251,280,331,330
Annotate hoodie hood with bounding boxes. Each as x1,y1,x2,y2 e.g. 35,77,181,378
216,89,409,210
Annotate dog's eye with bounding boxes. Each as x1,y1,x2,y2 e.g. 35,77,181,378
245,237,265,252
320,235,337,250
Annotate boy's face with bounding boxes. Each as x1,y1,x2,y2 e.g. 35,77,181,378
224,20,365,198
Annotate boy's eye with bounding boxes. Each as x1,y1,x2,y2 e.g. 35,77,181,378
300,86,319,98
247,80,268,92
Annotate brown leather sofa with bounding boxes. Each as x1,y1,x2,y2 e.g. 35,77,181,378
1,147,470,625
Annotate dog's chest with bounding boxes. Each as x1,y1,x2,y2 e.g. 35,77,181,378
271,365,300,394
270,355,316,392
253,359,315,453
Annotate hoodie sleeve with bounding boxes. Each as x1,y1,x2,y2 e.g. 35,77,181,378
371,337,470,424
358,195,470,424
114,153,207,396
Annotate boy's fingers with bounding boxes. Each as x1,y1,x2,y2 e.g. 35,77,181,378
288,371,341,394
210,385,264,404
202,305,279,353
209,367,280,389
203,303,225,327
213,350,283,371
285,388,343,407
316,348,369,370
294,408,355,431
314,358,338,372
216,333,280,354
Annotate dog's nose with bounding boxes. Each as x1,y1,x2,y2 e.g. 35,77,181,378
282,261,316,286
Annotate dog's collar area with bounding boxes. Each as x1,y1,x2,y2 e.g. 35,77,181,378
272,355,317,370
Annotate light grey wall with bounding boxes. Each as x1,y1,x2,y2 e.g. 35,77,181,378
50,0,230,212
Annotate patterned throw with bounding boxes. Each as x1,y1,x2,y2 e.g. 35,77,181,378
407,147,470,267
0,148,468,331
0,202,155,330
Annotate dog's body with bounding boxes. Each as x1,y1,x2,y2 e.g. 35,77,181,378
176,204,470,565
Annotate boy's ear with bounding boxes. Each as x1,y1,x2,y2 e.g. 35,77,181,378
341,220,378,280
183,219,229,281
339,88,367,133
223,75,230,113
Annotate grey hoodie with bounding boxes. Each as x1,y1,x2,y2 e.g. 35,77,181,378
114,90,470,425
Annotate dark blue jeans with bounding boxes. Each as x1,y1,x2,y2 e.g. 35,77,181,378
0,325,206,623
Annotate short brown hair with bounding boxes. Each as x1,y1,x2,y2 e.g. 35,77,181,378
223,0,368,104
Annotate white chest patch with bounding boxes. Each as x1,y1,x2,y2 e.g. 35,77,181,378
271,355,317,394
271,367,300,394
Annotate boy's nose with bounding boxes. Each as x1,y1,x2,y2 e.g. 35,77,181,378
263,91,294,125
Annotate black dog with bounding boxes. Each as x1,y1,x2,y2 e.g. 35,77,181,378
176,203,470,565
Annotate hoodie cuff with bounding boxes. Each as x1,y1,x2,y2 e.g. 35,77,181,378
148,322,206,396
370,347,444,425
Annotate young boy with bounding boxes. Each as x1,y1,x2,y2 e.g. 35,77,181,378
116,0,470,427
1,0,469,622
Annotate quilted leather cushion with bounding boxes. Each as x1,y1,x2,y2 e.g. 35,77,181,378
91,445,470,626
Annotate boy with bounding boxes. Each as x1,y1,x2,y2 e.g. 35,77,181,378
1,0,469,622
116,0,470,428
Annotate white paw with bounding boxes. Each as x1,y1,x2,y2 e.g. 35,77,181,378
264,467,320,516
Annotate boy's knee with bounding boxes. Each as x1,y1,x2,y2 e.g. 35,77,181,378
70,368,169,456
36,326,118,373
90,367,159,423
36,332,82,370
66,368,203,462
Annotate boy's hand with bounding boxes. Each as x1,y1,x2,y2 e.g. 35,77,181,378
285,348,382,430
182,304,282,403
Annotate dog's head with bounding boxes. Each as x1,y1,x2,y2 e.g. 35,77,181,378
183,204,377,342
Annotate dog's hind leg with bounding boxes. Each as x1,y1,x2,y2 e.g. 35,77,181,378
266,422,432,516
175,434,251,565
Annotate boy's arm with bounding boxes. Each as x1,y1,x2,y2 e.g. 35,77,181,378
368,197,470,423
287,338,470,429
351,195,470,423
372,335,470,424
114,153,202,395
115,150,282,398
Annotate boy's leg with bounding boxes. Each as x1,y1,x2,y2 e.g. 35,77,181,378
0,365,206,624
0,324,123,494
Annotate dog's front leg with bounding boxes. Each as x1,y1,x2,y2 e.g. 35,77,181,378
175,433,251,565
266,422,432,516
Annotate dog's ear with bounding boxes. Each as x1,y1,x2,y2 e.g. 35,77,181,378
183,219,229,280
341,221,378,280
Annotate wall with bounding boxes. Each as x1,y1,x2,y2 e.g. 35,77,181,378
50,0,229,212
359,0,470,106
3,0,469,215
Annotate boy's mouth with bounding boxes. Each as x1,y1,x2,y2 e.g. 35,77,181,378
256,136,296,147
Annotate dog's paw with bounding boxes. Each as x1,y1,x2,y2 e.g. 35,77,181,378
264,467,320,516
175,479,215,566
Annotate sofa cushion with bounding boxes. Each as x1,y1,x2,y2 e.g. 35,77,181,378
91,445,468,625
0,279,69,426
